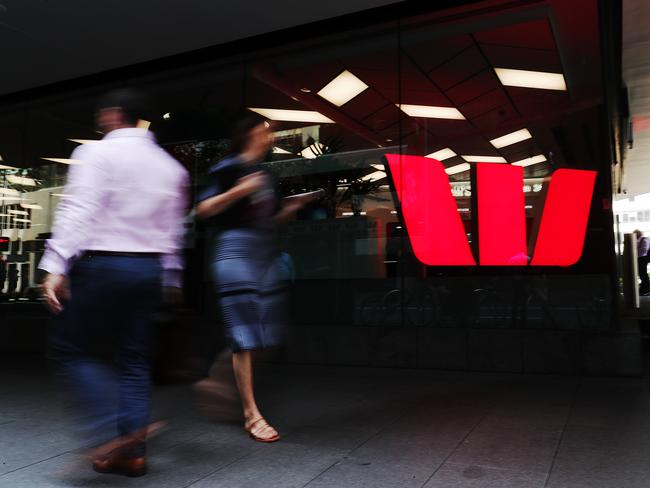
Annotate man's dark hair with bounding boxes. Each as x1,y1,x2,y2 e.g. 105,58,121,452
96,88,150,125
230,112,269,154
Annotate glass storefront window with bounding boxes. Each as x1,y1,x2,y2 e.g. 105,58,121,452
0,3,613,340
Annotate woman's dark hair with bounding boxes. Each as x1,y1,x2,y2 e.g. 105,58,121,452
230,112,269,154
96,88,150,125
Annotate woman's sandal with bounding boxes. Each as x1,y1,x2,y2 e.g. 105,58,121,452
245,417,280,443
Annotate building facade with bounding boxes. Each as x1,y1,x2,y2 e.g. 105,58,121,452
0,0,637,374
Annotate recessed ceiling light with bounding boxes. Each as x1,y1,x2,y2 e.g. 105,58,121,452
162,112,171,120
495,68,567,91
397,104,465,120
426,148,457,161
300,87,312,93
317,70,368,107
68,139,100,145
512,154,547,167
249,108,334,124
41,158,82,165
461,155,507,163
445,163,471,175
489,128,532,149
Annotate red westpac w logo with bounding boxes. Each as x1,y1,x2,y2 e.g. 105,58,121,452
385,154,597,267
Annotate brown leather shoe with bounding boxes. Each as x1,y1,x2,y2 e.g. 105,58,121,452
93,452,148,477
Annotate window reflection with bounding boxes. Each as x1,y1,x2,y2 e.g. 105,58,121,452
0,5,610,335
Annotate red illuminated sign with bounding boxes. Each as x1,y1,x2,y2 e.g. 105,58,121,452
385,154,597,267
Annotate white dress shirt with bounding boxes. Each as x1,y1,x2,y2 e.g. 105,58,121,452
39,128,189,287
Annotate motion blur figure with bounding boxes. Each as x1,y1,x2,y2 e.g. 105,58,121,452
0,255,7,298
635,229,650,295
40,89,188,477
195,114,312,442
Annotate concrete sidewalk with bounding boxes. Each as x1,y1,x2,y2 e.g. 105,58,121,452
1,363,649,487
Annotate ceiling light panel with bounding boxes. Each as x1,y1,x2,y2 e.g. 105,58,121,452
249,108,334,124
68,139,100,144
42,158,82,165
317,70,368,107
136,119,151,130
6,175,37,186
445,163,471,175
398,104,465,120
426,148,457,161
512,154,547,167
490,129,532,149
461,155,507,163
364,170,386,182
20,203,42,210
495,68,567,91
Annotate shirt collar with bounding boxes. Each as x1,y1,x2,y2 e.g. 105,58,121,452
103,128,155,141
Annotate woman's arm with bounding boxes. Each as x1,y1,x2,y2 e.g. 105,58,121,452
196,172,265,220
273,199,303,225
273,190,324,225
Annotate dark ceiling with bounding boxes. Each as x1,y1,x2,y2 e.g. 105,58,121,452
0,0,607,182
0,0,400,96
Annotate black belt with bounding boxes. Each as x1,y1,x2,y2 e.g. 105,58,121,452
85,251,161,258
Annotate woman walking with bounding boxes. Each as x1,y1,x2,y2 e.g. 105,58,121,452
195,114,310,442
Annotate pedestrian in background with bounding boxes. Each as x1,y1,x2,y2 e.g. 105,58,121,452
7,264,18,300
636,229,650,296
0,255,7,297
40,89,189,477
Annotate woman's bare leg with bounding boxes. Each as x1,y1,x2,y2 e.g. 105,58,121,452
232,350,278,440
232,351,260,420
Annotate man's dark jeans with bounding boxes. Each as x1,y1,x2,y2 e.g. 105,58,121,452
49,254,162,456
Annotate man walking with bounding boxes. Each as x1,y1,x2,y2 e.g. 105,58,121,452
40,89,188,477
0,255,6,297
636,229,650,296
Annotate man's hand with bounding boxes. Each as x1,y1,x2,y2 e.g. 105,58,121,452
43,273,70,314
